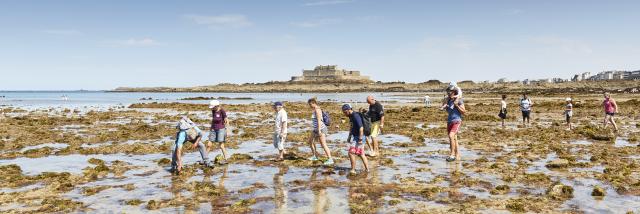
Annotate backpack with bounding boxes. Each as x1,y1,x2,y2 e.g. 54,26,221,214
359,112,372,136
321,111,331,127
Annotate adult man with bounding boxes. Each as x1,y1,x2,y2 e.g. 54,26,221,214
366,95,384,157
520,93,533,126
171,116,212,175
273,101,288,161
342,104,370,174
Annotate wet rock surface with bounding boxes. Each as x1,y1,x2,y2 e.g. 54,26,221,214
0,93,639,213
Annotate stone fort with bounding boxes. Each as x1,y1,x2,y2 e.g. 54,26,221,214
291,65,371,82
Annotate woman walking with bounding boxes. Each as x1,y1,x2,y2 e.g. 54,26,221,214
306,98,334,165
499,95,507,128
602,92,619,132
442,86,466,162
208,100,231,164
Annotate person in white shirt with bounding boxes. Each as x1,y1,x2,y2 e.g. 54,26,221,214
273,101,288,161
499,95,508,128
520,93,533,126
565,98,573,130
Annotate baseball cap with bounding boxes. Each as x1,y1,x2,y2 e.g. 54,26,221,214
274,101,283,107
341,103,352,111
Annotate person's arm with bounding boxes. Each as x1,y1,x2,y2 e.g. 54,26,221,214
612,99,618,113
356,114,364,141
315,109,323,132
454,101,466,115
379,104,385,129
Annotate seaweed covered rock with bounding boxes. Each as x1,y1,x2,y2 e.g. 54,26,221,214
547,183,574,200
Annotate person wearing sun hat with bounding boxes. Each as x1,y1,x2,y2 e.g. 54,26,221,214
208,99,231,164
564,97,574,130
273,101,288,161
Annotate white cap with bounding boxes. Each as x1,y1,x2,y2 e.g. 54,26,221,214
209,100,220,109
565,98,572,101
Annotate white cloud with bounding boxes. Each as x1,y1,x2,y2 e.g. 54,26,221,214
105,38,160,47
184,14,252,28
531,36,593,54
303,0,354,6
291,18,341,27
42,29,83,36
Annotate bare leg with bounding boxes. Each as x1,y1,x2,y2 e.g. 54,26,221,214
603,115,610,129
349,153,356,173
360,153,370,171
609,116,618,131
453,135,460,159
176,147,183,172
308,133,318,157
372,137,379,156
365,136,374,155
318,134,332,159
501,118,505,128
220,143,228,160
448,132,456,157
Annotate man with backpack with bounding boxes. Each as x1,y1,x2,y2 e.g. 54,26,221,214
342,104,370,174
366,95,384,157
171,116,212,175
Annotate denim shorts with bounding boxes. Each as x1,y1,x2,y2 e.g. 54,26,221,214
209,128,226,143
312,126,328,138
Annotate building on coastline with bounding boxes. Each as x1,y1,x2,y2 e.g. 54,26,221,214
291,65,371,82
572,70,640,81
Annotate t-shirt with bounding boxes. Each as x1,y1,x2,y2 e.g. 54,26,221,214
368,101,385,122
211,109,227,130
446,98,464,123
565,103,573,116
501,100,507,110
274,109,288,134
349,112,364,137
520,98,532,112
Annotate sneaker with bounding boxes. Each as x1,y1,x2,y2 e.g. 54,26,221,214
308,156,319,161
323,159,334,165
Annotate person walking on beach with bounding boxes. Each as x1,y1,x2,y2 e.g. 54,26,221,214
602,92,619,132
520,93,533,126
171,116,212,174
208,100,231,164
366,95,384,157
499,95,508,128
565,98,574,130
307,98,334,165
273,101,288,161
443,86,466,162
342,104,370,174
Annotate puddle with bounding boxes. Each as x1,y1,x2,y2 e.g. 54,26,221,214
0,183,44,193
614,139,637,147
561,177,640,213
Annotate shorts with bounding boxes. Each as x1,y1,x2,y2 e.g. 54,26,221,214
208,128,226,143
273,133,286,150
371,121,381,137
447,121,461,134
565,114,572,122
348,135,365,155
498,111,507,119
522,111,531,119
606,112,615,116
312,126,328,138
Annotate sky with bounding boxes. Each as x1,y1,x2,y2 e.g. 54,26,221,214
1,0,639,90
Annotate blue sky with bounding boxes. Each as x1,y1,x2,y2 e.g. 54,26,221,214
1,0,639,90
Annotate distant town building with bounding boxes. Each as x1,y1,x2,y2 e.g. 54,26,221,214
572,70,639,81
291,65,371,82
630,70,640,80
496,78,508,83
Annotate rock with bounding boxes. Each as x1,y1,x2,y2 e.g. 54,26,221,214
491,185,511,195
547,183,574,200
230,153,253,161
546,159,569,168
592,185,606,197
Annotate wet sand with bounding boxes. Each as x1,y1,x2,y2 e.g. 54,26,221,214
0,92,639,213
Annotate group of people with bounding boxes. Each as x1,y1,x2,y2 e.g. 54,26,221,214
497,92,619,131
170,82,622,175
170,95,386,175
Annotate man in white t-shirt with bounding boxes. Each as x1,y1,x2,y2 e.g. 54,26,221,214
273,101,288,161
520,93,533,126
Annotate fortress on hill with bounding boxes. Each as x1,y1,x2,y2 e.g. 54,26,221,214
291,65,371,82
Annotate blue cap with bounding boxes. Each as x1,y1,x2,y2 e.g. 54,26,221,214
341,103,352,111
274,101,283,107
